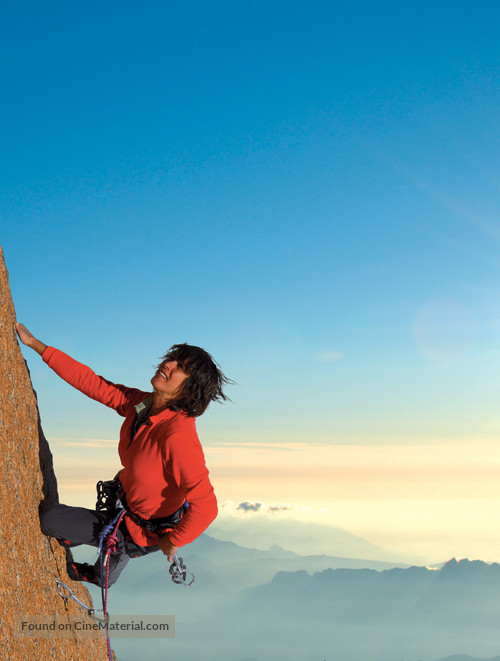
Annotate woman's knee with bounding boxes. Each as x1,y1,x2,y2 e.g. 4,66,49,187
40,504,67,536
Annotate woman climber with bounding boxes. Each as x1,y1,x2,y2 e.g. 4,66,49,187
16,322,230,588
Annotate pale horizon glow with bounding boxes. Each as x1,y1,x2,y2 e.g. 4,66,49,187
53,438,500,564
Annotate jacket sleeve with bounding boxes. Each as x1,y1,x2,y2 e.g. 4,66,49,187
163,428,218,547
42,346,146,417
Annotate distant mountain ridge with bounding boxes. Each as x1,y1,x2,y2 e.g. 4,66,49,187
79,530,500,661
209,513,417,562
79,531,409,597
258,557,500,621
218,558,500,661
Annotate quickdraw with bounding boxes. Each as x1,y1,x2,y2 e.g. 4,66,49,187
55,578,108,624
169,554,195,587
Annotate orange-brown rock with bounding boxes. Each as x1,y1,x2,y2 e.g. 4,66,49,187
0,246,117,660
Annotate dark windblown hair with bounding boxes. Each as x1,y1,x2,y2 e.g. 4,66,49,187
157,343,232,417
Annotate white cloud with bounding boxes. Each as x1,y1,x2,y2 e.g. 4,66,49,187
237,501,263,513
314,350,344,363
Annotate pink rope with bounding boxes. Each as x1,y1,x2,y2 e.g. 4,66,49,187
102,510,127,661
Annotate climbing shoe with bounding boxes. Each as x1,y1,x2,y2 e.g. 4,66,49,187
66,561,99,586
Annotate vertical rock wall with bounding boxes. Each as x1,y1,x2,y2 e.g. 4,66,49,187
0,246,116,660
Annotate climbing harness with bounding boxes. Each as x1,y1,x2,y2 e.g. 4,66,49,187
169,554,195,587
119,488,188,532
96,474,187,532
55,578,108,623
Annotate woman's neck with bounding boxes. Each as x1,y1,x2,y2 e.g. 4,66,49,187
150,393,171,416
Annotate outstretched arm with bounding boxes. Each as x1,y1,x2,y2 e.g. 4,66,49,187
15,322,146,416
16,322,47,356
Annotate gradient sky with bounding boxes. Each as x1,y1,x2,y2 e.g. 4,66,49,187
2,1,499,562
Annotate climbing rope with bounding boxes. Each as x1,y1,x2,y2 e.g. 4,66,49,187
56,506,195,661
98,508,127,661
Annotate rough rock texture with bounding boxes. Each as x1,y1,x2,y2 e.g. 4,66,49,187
0,246,116,660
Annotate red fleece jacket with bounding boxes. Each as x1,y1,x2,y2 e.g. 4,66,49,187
42,347,218,548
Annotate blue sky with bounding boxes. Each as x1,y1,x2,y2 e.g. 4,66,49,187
2,1,500,558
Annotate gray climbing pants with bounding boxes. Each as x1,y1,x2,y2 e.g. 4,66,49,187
40,504,161,587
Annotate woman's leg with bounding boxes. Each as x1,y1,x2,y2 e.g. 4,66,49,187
41,503,129,587
41,503,105,547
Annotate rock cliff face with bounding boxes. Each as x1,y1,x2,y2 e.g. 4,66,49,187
0,247,115,660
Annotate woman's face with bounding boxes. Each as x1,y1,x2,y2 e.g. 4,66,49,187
151,360,189,402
